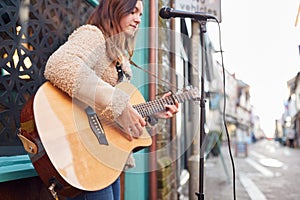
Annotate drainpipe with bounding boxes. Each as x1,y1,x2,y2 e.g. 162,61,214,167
169,3,177,199
149,0,157,200
188,21,201,200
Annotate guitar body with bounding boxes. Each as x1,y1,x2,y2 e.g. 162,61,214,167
31,81,152,195
19,80,196,197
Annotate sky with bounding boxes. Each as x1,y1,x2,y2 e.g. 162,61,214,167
207,0,300,137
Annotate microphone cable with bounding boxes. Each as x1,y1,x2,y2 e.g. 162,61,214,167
208,18,237,200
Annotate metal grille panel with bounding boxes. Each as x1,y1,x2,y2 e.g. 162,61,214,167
0,0,95,155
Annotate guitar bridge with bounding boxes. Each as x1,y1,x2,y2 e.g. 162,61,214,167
85,106,108,145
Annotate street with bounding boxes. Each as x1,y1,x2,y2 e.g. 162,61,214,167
202,139,300,200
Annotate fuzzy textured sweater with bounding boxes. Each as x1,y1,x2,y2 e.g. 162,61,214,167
44,24,132,121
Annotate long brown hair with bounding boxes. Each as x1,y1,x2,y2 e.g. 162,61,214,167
87,0,141,62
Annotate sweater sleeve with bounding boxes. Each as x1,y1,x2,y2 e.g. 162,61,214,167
44,25,129,121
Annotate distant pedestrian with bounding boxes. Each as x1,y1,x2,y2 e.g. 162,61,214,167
286,127,295,148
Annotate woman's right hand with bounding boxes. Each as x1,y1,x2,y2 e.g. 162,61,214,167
116,103,146,141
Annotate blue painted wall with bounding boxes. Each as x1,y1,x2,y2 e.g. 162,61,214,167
124,0,150,199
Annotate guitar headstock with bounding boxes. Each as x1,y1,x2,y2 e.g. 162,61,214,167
184,86,200,101
174,86,200,102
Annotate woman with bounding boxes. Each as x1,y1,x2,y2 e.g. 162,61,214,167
44,0,178,199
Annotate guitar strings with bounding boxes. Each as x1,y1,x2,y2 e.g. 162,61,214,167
129,59,183,93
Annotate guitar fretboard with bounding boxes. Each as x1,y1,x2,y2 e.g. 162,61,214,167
132,89,197,117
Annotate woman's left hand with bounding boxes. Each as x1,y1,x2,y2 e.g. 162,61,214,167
155,92,179,119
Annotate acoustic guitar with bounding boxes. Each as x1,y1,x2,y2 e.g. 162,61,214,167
22,81,198,197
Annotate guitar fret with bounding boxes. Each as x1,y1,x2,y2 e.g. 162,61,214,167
150,102,156,114
152,101,158,114
168,97,172,104
142,104,148,117
170,97,174,104
176,94,181,103
166,97,171,105
158,99,165,110
141,107,146,116
183,93,188,100
140,104,145,116
147,103,152,115
171,95,176,104
184,93,189,100
174,95,180,103
145,104,150,116
144,104,149,116
144,104,149,117
157,100,162,111
181,94,186,102
179,94,183,103
154,101,161,112
138,104,143,116
151,102,156,114
146,103,152,116
169,96,175,105
186,93,191,100
149,102,155,114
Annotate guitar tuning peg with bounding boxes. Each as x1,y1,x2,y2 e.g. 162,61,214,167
183,85,191,91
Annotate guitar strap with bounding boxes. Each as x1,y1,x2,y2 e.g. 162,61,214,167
17,94,39,155
116,61,131,83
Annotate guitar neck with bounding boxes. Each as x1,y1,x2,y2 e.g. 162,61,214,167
132,91,194,117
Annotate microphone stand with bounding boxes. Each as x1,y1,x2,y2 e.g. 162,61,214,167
195,19,207,200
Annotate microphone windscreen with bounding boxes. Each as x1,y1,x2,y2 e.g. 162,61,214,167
159,7,171,19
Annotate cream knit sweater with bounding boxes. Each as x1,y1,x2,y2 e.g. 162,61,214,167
44,24,132,121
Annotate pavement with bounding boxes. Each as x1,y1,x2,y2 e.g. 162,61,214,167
203,143,252,200
193,139,296,200
178,139,300,200
178,141,251,200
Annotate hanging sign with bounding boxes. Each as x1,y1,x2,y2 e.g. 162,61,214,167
175,0,222,22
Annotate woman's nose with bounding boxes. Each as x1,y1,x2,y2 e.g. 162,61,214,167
135,15,141,24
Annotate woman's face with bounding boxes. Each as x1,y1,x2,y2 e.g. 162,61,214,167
120,1,143,37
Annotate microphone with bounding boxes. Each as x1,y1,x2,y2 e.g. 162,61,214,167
159,6,217,21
